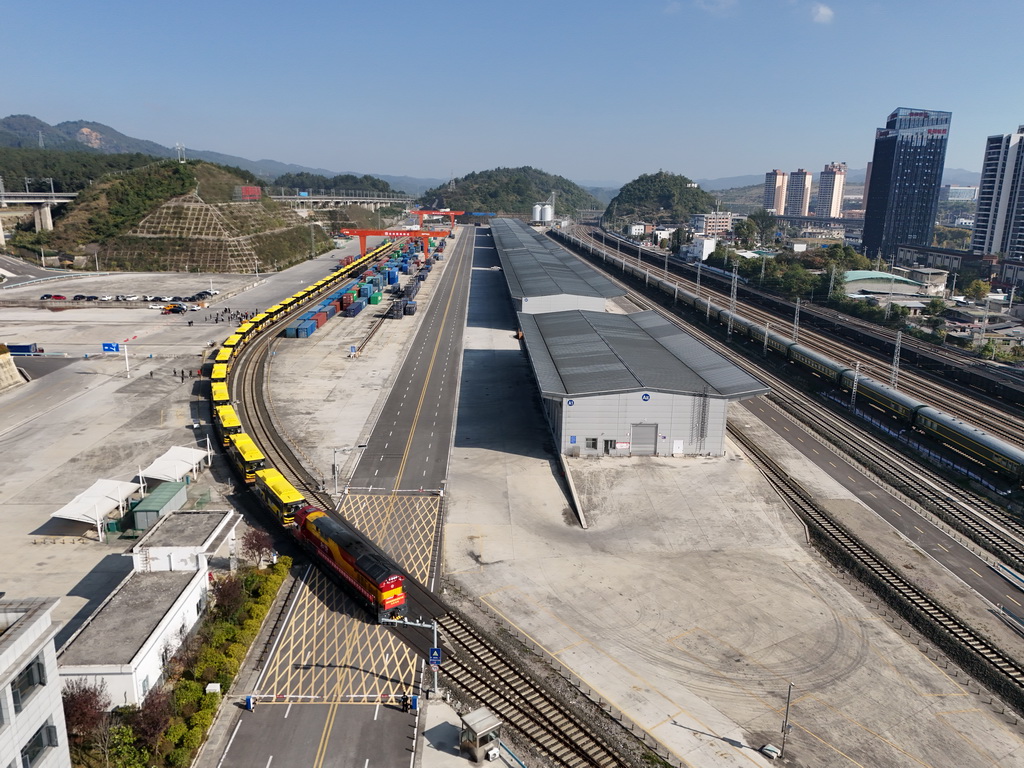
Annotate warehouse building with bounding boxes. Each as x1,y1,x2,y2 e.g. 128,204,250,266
519,310,769,457
490,217,624,313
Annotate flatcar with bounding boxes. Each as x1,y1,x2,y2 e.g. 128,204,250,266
210,363,228,383
211,382,230,407
295,506,406,622
228,432,266,483
213,404,242,447
253,468,305,525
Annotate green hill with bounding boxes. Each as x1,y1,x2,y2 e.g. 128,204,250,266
9,160,329,273
419,166,601,219
605,171,718,226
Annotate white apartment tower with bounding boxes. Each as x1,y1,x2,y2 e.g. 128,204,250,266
785,169,812,216
815,162,847,218
763,170,788,214
972,125,1024,260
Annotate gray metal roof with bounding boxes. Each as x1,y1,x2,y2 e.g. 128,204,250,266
490,218,624,300
519,310,769,399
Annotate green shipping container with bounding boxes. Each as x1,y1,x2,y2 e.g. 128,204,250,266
369,292,382,305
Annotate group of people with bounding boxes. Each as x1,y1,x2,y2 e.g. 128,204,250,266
204,308,256,325
172,368,201,383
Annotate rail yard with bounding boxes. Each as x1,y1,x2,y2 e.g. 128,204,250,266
2,221,1024,767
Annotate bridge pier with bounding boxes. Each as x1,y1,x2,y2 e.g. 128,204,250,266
33,203,53,232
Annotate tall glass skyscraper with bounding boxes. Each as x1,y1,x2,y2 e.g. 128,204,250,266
862,107,951,260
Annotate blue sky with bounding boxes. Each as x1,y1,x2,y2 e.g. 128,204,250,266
7,1,1023,185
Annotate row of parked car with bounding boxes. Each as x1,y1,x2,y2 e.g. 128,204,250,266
40,290,220,302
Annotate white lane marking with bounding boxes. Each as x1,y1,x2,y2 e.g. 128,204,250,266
284,702,292,718
266,757,273,768
216,721,243,768
374,702,381,721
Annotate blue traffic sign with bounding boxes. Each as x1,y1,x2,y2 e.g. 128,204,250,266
429,647,442,666
102,343,120,352
641,393,651,402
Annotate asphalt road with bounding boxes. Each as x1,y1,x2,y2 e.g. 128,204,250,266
349,232,474,492
741,397,1024,613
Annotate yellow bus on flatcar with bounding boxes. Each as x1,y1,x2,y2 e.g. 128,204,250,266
254,468,306,525
210,363,228,383
228,433,266,484
214,347,234,370
222,334,242,349
213,404,242,447
211,382,230,406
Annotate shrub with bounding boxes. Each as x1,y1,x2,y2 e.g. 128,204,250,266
225,642,247,663
189,709,214,732
275,555,293,571
248,602,269,623
180,726,204,750
200,691,222,712
167,746,193,768
173,680,204,717
204,621,237,648
163,718,187,748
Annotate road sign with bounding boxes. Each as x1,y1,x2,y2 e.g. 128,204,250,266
429,647,442,667
349,345,357,355
102,343,119,352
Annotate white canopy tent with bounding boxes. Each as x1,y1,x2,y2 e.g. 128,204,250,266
50,479,141,535
140,445,212,483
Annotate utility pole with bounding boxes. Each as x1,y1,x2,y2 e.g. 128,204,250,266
850,361,861,411
792,298,801,342
890,331,902,389
727,263,738,338
780,682,795,758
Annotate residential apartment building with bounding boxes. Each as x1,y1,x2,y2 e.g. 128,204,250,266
862,107,951,259
972,125,1024,260
815,162,847,218
784,169,812,216
0,599,71,768
763,170,788,214
690,212,733,238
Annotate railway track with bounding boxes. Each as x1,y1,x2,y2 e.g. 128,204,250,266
729,422,1024,692
226,242,639,768
569,228,1024,564
574,226,1024,452
566,234,1024,708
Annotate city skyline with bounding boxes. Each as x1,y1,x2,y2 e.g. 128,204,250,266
4,1,1023,184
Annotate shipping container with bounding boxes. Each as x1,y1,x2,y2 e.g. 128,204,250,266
313,312,328,327
369,292,382,305
341,293,353,308
5,343,39,354
284,321,303,338
404,302,418,315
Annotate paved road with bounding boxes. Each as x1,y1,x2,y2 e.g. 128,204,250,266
349,232,474,492
741,397,1024,613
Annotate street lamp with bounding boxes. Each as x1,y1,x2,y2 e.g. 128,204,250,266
780,682,795,758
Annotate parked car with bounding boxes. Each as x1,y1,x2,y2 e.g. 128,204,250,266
115,295,126,301
73,294,87,301
86,296,99,301
39,294,53,300
124,295,140,301
99,296,113,301
143,295,157,301
51,295,67,300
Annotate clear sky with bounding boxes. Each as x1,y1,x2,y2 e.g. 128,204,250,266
7,1,1022,186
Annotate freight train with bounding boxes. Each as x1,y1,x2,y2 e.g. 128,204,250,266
209,240,410,622
557,228,1024,486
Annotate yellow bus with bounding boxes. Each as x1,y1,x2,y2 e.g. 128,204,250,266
214,347,234,369
229,433,266,484
211,382,230,406
222,334,242,349
254,468,306,525
213,404,242,447
210,363,228,383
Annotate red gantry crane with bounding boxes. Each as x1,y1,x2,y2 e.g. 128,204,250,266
410,209,464,228
340,228,451,257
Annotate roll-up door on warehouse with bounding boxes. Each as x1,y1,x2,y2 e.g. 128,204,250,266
631,424,657,456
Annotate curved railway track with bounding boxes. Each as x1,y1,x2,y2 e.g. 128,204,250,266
224,245,637,768
576,226,1024,453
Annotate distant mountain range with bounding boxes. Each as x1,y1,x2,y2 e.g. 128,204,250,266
0,114,446,195
696,167,981,191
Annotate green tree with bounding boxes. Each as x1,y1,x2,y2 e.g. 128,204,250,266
733,218,757,248
109,725,149,768
925,297,947,315
964,279,991,303
747,208,777,245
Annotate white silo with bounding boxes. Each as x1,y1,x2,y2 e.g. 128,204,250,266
532,204,543,222
541,204,554,223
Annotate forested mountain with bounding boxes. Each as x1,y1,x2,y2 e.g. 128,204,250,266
605,171,717,225
0,148,168,192
419,166,601,218
271,172,398,194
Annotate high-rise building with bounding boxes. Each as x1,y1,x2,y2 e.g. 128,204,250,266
763,170,788,214
971,125,1024,260
862,107,951,260
785,169,812,216
815,162,847,218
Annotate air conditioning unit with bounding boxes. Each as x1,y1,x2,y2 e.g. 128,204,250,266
485,746,500,761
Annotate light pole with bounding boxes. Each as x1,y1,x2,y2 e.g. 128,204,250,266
332,448,339,496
